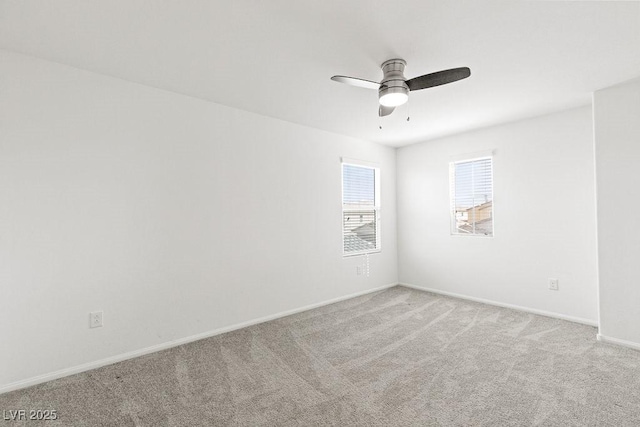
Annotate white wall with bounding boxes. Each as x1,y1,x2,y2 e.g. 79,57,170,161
0,51,397,390
594,77,640,347
397,107,598,324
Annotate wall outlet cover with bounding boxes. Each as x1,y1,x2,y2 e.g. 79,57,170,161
90,311,103,328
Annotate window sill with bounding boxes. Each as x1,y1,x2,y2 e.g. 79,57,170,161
450,233,494,238
343,249,381,257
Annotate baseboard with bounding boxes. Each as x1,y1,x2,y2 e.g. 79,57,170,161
0,283,397,395
597,334,640,351
399,283,598,327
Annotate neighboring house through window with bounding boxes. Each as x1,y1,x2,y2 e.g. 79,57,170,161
450,154,494,236
342,160,381,255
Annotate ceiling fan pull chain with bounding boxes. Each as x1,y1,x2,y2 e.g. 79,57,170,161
407,102,410,122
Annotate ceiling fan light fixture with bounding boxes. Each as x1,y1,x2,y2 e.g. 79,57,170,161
379,86,409,107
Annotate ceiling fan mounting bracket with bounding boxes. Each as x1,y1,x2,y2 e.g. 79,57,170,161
380,58,407,76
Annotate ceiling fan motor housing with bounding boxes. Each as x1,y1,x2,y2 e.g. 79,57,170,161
378,59,409,107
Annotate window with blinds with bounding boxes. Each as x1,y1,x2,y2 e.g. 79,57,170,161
342,162,380,255
450,156,493,236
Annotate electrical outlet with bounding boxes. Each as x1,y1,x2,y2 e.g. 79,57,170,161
90,311,103,328
548,278,559,291
356,266,362,276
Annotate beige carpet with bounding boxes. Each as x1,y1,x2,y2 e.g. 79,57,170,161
2,286,640,426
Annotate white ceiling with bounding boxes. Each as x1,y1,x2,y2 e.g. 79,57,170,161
1,1,639,147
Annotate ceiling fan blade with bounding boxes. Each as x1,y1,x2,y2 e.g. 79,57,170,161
406,67,471,91
331,75,380,90
379,105,395,117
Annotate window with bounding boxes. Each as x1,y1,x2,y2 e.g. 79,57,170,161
450,155,493,236
342,162,380,255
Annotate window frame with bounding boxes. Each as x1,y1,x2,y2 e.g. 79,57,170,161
449,153,495,238
341,159,381,257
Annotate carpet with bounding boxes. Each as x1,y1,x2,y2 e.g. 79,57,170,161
2,286,640,426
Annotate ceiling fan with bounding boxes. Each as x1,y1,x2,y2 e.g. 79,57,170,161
331,59,471,117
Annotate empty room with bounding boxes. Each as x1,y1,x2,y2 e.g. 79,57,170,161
1,1,640,425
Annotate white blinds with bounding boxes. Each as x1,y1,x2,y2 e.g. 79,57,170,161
342,163,380,254
450,156,493,236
